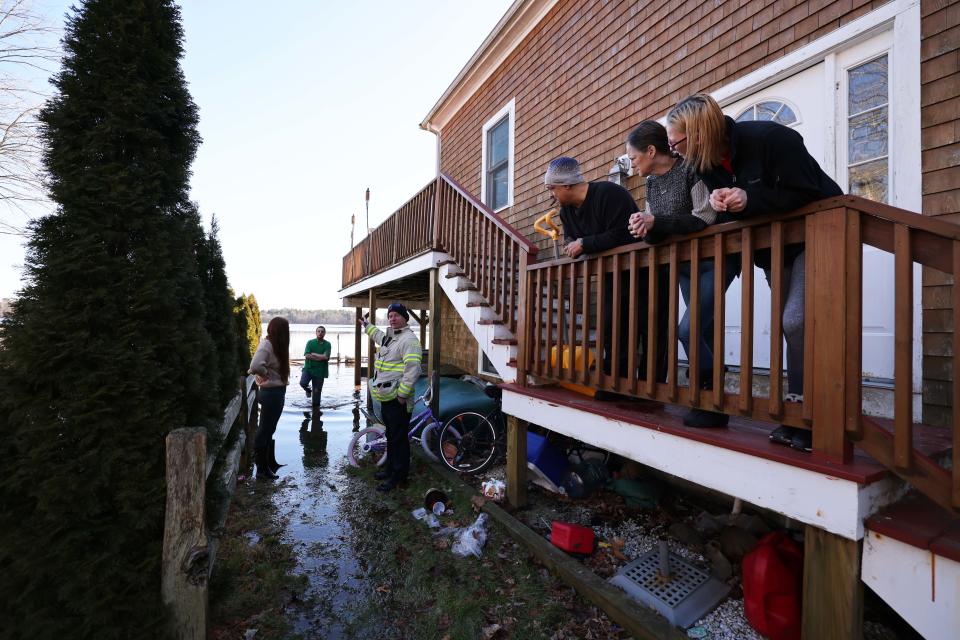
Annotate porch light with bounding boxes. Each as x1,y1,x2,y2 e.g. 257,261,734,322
607,154,631,186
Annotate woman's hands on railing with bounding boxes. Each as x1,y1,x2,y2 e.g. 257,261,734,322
709,187,748,213
627,211,655,238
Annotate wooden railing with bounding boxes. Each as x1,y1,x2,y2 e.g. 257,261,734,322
436,174,538,335
341,174,538,336
342,179,437,287
519,196,960,513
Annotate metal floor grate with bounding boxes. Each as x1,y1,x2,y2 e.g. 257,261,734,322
610,548,730,628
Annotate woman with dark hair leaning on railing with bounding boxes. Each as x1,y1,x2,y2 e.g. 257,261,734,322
665,93,842,447
625,120,740,428
249,316,291,479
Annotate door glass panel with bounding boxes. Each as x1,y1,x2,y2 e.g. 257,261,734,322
849,158,888,203
846,54,889,203
848,107,888,164
848,56,888,114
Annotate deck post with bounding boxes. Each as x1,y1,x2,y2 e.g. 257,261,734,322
420,309,427,346
802,525,863,640
506,415,528,508
428,269,441,416
809,208,854,463
162,428,208,640
354,306,362,391
367,289,376,414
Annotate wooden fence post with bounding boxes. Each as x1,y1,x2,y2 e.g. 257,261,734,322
506,415,528,508
162,428,208,640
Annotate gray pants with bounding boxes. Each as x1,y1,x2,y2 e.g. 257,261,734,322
763,251,805,396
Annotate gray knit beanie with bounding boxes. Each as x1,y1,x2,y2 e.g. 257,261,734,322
544,156,585,185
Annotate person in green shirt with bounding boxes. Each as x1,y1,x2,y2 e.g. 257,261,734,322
300,325,331,410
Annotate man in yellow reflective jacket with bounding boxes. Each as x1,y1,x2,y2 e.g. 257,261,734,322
360,302,423,491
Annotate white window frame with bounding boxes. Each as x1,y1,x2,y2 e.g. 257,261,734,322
480,98,515,212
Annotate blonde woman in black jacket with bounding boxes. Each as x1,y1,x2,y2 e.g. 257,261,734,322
666,94,842,446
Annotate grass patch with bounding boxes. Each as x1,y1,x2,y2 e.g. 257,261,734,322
208,478,308,640
337,456,625,639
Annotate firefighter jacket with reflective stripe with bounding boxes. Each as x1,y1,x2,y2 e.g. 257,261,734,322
365,323,422,404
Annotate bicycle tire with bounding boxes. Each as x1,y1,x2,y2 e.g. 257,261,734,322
439,411,498,474
347,426,388,468
419,422,439,462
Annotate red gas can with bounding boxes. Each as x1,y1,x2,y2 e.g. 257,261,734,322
742,531,804,640
550,521,594,554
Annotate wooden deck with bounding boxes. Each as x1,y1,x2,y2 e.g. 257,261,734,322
501,382,952,486
867,493,960,563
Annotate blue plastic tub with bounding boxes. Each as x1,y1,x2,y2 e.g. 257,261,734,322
526,432,569,487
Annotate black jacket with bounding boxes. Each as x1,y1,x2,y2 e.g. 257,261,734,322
559,181,637,255
699,116,842,217
698,116,842,267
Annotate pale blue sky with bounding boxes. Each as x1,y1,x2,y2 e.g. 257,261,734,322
0,0,515,309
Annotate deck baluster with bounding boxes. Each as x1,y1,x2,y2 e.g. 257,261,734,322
894,224,913,470
739,228,754,413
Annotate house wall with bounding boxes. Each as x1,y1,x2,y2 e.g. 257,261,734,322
439,291,480,375
919,0,960,425
437,0,960,424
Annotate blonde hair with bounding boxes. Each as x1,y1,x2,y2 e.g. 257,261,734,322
666,93,728,174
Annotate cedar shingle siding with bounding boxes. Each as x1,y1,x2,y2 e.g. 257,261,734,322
438,0,959,424
921,0,960,424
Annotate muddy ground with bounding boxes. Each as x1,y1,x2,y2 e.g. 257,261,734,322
209,366,625,640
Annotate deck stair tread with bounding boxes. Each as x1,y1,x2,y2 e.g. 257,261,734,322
507,357,517,367
467,301,491,307
445,271,466,279
477,318,502,325
437,258,457,266
456,284,478,292
866,492,960,562
500,383,953,486
492,338,518,345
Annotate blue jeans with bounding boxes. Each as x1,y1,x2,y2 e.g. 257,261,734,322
255,386,286,449
678,255,741,385
299,369,325,408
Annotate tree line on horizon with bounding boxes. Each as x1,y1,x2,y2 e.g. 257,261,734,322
0,2,259,637
260,307,358,325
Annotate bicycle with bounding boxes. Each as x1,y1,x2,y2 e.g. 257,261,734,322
437,383,506,474
346,384,457,468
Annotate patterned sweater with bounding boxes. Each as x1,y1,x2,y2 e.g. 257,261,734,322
641,160,717,244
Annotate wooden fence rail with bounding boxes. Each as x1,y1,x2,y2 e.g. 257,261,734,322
162,376,258,638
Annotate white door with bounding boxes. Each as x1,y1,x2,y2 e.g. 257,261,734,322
712,63,827,373
709,30,901,383
835,30,897,382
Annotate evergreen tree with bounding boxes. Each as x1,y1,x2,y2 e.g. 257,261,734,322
197,214,239,410
0,2,217,637
234,292,262,371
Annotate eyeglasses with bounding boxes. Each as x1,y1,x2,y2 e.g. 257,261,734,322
668,136,687,152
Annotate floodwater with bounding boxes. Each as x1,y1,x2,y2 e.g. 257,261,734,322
266,362,377,637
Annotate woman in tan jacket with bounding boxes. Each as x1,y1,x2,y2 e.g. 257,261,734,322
248,317,290,479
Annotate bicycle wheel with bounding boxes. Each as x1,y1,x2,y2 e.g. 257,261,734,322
439,412,498,474
347,426,388,468
421,421,459,462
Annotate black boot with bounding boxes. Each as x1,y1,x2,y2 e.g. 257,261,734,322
255,447,278,480
269,439,286,473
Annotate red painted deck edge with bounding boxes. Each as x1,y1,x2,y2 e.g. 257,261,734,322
501,383,889,484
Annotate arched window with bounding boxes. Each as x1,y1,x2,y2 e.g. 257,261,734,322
735,100,799,126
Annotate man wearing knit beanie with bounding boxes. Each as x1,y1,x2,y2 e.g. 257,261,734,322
544,156,642,384
544,156,635,258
